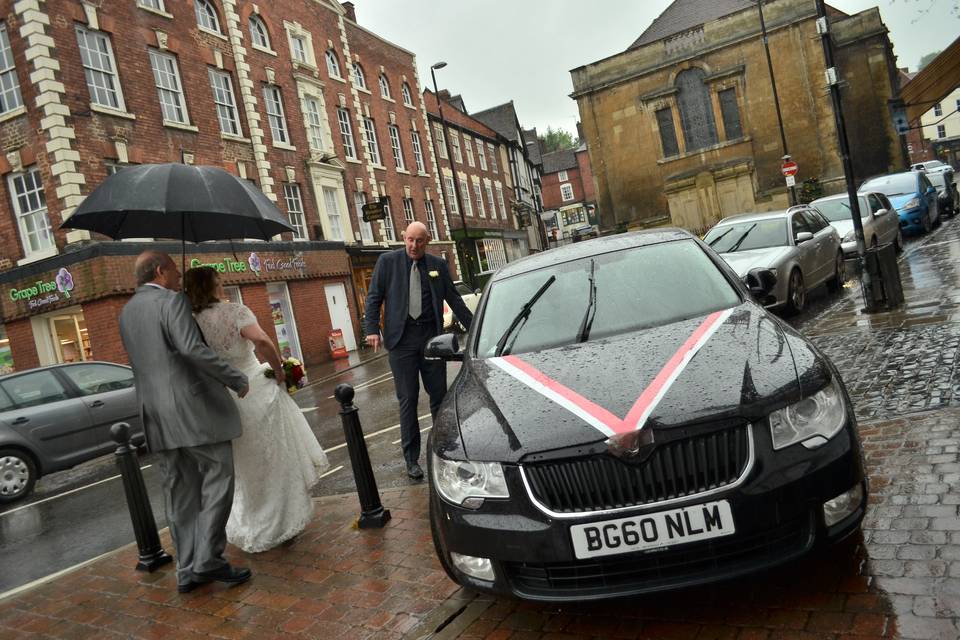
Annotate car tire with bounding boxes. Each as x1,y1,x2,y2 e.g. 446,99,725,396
0,448,38,504
786,268,806,315
894,229,904,254
827,252,845,293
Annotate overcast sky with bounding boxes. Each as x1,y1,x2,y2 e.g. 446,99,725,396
351,0,957,136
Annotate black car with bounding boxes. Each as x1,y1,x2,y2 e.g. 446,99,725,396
927,170,958,219
425,230,866,601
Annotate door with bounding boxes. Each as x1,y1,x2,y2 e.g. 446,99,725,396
920,174,938,223
867,194,895,245
267,282,304,362
791,212,819,284
56,363,142,456
801,209,834,286
324,282,357,351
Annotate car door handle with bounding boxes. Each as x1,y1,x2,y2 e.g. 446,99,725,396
11,417,28,425
89,400,105,408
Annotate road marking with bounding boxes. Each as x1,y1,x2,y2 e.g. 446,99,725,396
392,425,432,444
0,465,153,518
318,465,343,479
324,413,431,452
326,371,394,398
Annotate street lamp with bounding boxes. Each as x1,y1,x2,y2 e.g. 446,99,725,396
757,0,796,206
430,61,473,286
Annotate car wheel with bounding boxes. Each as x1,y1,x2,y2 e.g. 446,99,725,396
827,252,845,293
894,228,904,254
786,268,806,315
0,448,37,504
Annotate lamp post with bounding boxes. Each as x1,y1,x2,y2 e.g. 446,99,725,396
757,0,796,206
430,61,473,286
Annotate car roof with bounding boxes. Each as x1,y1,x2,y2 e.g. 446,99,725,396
812,192,875,203
491,228,693,281
713,208,807,226
0,361,131,381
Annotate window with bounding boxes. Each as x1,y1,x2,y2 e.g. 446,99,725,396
388,124,405,170
194,0,222,34
478,239,507,272
411,131,425,173
303,96,325,152
933,103,943,117
283,183,307,240
401,82,413,107
322,186,343,241
425,200,439,238
249,14,270,49
290,35,308,64
656,107,679,157
477,142,487,171
352,63,366,90
378,74,391,99
325,49,342,78
459,178,473,216
106,161,136,175
473,183,486,217
138,0,165,10
0,24,22,115
444,176,458,215
489,143,498,173
676,68,718,151
558,170,568,182
956,99,960,115
354,191,372,241
148,50,189,124
382,199,395,240
495,184,506,219
560,183,574,201
337,108,357,159
1,371,68,408
450,133,462,163
485,184,496,218
363,117,382,165
263,85,289,145
938,125,947,138
9,168,53,256
76,26,124,110
208,69,241,136
718,87,742,140
402,198,415,225
464,136,475,167
61,363,134,396
434,123,447,159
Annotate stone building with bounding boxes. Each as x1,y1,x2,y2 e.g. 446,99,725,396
0,0,452,372
570,0,904,234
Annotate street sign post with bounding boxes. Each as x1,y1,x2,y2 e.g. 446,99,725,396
781,160,798,177
362,199,387,222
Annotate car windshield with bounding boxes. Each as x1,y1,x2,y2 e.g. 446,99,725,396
814,198,867,222
928,173,948,190
703,219,787,252
474,239,741,358
861,173,916,197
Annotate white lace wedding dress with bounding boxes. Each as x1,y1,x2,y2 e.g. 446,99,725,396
195,301,330,553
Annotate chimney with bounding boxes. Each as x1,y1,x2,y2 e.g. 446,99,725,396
438,89,451,101
341,2,356,21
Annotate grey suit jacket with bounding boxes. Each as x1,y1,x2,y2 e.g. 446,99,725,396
119,285,248,452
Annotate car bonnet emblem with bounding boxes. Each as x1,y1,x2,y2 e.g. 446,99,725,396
605,427,656,460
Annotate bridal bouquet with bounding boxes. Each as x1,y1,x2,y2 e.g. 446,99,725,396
265,357,307,394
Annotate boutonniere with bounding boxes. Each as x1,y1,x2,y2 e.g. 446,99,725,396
428,270,439,278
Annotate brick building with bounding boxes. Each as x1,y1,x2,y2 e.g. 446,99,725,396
540,144,599,243
0,0,453,373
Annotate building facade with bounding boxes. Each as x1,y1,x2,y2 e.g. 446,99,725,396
920,86,960,168
570,0,904,234
540,145,599,243
0,0,454,373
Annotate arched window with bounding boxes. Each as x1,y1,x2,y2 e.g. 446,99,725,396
352,62,366,89
249,14,270,49
378,74,391,99
325,49,341,78
401,82,413,107
194,0,222,34
676,68,717,152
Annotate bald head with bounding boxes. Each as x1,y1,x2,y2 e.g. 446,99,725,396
403,221,430,260
135,250,181,290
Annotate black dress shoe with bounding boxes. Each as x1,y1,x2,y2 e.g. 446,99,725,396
407,462,424,479
194,565,252,585
177,580,207,594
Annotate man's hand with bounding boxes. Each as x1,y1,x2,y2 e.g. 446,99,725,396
236,384,250,398
366,334,381,352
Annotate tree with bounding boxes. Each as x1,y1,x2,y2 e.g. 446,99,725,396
539,126,579,153
918,50,942,71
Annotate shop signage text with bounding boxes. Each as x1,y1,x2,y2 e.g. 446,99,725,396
190,257,249,273
189,254,308,276
9,268,75,310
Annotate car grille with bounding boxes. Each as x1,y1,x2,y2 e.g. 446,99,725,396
505,512,812,598
522,424,751,514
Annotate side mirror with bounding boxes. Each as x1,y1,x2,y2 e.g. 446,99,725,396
875,208,888,216
795,231,814,244
425,333,463,361
474,289,481,296
745,267,777,299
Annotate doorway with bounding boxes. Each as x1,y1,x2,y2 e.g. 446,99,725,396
324,282,357,351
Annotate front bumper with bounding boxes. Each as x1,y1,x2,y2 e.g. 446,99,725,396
898,207,926,233
430,421,866,601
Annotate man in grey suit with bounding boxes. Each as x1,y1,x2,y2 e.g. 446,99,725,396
119,251,251,594
364,222,473,479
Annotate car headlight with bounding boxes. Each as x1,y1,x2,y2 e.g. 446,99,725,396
842,230,855,243
769,379,846,450
432,453,509,507
902,198,920,210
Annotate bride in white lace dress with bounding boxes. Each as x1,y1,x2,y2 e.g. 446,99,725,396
183,267,329,553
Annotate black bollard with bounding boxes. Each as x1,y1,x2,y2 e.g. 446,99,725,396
110,423,173,572
335,384,391,528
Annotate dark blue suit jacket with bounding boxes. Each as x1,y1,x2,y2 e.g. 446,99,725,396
364,249,474,350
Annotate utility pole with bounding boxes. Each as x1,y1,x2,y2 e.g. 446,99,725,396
757,0,796,206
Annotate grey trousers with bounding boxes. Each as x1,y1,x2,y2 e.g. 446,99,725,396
157,442,234,586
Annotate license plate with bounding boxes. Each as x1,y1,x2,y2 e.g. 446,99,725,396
570,500,735,559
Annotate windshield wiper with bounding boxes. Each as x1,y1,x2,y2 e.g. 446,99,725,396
726,223,757,253
576,259,597,343
494,275,556,357
706,227,733,247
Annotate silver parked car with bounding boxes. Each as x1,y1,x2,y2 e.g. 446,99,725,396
0,362,144,503
702,206,844,314
810,192,903,257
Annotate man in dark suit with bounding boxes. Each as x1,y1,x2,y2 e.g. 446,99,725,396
364,222,473,479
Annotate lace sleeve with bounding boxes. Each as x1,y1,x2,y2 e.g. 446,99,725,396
234,304,259,332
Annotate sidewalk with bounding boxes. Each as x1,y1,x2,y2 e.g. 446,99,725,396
2,223,960,639
308,345,387,385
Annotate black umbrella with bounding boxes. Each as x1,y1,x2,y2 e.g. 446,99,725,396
61,163,295,268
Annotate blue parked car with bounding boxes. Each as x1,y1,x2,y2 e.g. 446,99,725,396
860,171,939,234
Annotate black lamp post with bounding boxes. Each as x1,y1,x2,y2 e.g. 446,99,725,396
430,61,473,286
757,0,796,206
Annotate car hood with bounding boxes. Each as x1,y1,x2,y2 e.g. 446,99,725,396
718,246,792,277
829,219,861,239
889,194,919,210
444,302,831,463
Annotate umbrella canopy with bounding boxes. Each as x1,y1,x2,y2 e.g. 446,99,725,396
60,163,295,241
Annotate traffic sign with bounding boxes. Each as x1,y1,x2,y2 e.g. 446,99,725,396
781,160,798,177
785,175,796,187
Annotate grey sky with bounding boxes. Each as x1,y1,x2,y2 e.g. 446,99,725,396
351,0,957,135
